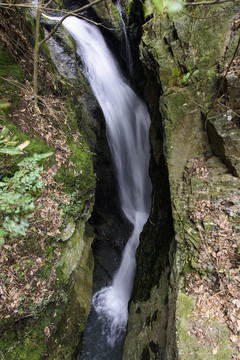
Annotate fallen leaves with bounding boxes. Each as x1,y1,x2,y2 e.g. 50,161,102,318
187,197,240,337
0,243,58,322
0,55,81,325
183,154,240,354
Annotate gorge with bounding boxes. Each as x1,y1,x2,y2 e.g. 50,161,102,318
61,14,151,358
0,1,239,359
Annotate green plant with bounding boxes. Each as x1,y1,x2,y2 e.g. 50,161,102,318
5,153,51,195
0,149,52,245
0,126,26,173
59,191,80,218
181,69,199,84
144,0,184,19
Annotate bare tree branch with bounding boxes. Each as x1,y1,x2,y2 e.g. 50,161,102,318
0,2,59,10
39,0,104,48
184,0,233,6
33,0,43,109
23,0,103,108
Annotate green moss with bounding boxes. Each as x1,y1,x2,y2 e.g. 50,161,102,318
0,47,23,107
202,218,215,231
183,262,195,275
176,292,238,359
0,48,23,81
56,134,95,198
46,222,94,359
54,0,65,9
0,304,54,360
190,175,204,192
0,47,55,168
0,220,94,360
110,3,121,22
57,220,88,281
0,291,84,360
1,117,54,158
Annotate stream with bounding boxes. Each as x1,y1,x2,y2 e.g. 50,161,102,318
50,13,152,359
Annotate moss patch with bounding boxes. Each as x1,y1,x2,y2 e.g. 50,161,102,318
56,136,95,194
0,47,23,107
176,292,238,359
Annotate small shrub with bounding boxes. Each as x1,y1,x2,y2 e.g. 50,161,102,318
0,127,52,244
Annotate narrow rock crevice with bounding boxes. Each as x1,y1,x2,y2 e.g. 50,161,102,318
123,53,177,359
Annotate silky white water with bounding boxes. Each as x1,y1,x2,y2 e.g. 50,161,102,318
62,16,152,349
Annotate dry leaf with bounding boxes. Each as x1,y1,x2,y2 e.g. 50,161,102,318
229,335,239,343
211,345,219,355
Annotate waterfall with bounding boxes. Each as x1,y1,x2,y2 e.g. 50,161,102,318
116,0,133,77
61,15,151,355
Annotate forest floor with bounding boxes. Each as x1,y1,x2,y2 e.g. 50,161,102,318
0,6,89,327
183,153,240,357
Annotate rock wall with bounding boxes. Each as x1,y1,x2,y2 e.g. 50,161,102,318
124,1,240,359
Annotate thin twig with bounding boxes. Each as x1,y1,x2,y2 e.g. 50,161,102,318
38,0,104,48
185,0,233,6
181,9,225,19
76,13,116,31
190,100,207,110
217,100,240,118
207,289,227,300
3,266,20,282
0,2,60,11
0,75,26,91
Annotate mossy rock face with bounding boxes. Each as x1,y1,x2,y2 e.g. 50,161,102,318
123,272,175,360
57,220,93,281
208,114,240,177
59,217,76,242
45,220,94,360
177,292,239,360
91,0,122,28
0,218,94,360
125,2,240,359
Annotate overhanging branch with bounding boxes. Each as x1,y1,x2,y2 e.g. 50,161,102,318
39,0,104,48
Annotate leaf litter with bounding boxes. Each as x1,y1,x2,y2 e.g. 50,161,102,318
183,156,240,357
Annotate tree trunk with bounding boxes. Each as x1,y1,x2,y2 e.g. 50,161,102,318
33,0,42,110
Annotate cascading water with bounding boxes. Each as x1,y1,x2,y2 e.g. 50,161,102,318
61,15,151,359
116,0,133,77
